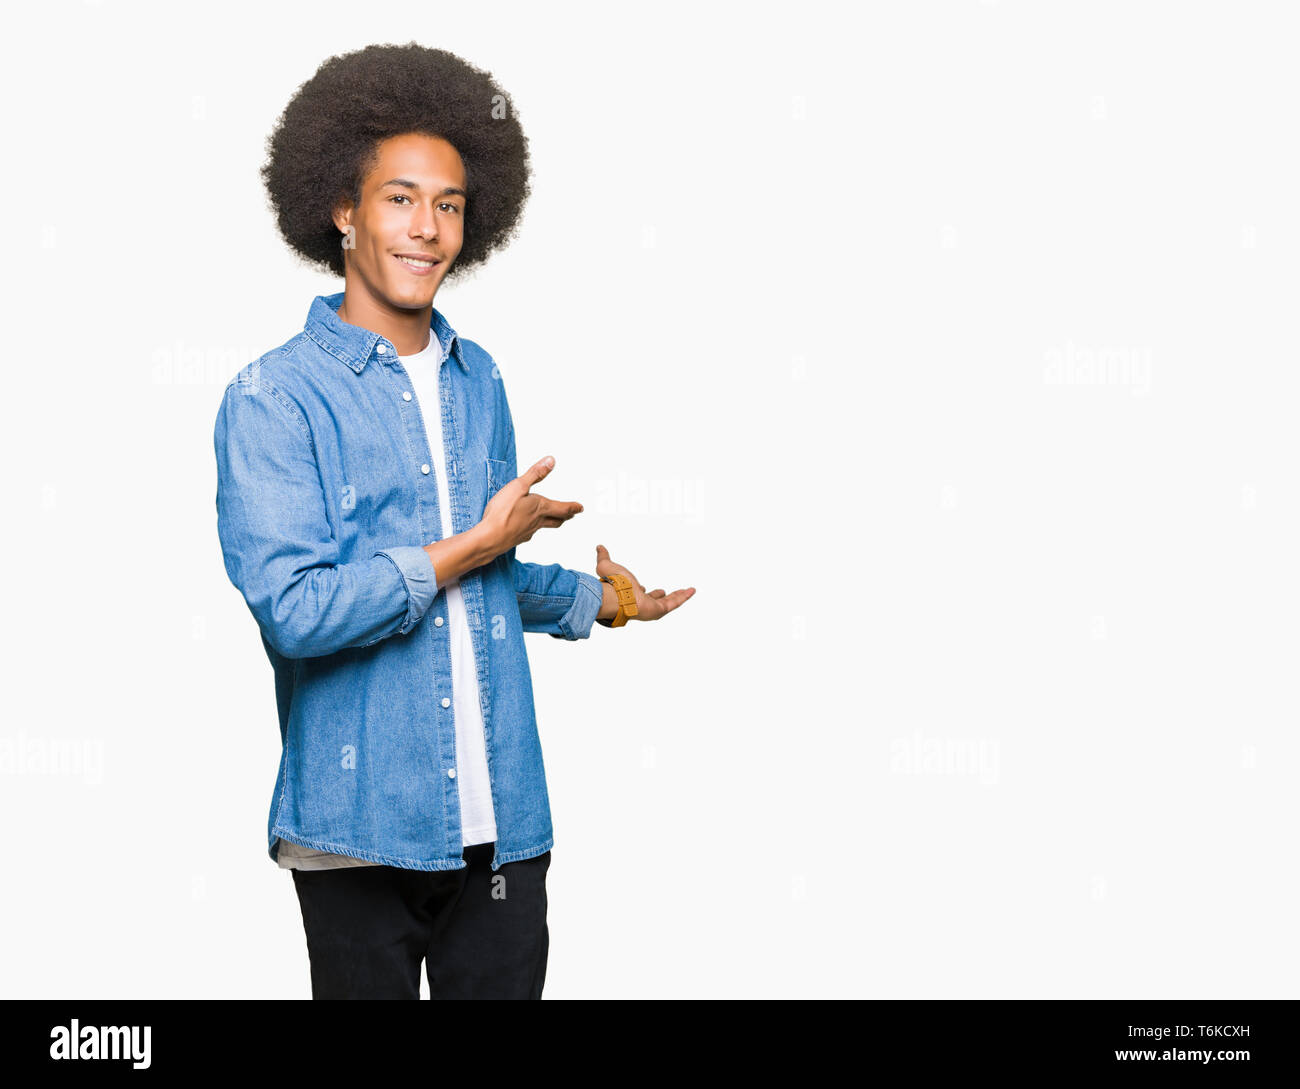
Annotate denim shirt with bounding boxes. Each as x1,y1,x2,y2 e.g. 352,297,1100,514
213,292,603,872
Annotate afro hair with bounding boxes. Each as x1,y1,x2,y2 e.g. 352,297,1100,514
260,42,532,282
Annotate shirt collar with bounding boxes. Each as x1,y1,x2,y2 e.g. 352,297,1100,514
304,291,467,374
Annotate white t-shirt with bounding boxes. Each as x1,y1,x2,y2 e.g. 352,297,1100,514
274,331,496,870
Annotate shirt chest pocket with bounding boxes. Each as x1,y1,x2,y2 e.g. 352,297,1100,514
486,457,510,504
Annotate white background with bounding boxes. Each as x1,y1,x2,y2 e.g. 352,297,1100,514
2,0,1296,998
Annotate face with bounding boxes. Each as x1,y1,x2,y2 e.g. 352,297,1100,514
332,132,467,310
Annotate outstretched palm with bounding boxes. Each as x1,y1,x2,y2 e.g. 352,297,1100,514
595,544,695,622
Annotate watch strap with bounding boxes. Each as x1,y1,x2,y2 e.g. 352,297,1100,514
598,573,638,628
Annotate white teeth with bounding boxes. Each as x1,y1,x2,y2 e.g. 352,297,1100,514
397,255,436,268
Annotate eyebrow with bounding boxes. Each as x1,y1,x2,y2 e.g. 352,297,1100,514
377,178,467,199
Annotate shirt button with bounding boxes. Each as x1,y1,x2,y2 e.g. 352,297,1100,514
447,768,456,779
421,464,431,474
376,344,387,354
434,616,444,627
402,391,412,401
441,697,451,708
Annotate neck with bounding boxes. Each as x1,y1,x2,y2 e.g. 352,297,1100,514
335,275,433,356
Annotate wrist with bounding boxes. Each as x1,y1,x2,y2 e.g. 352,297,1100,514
422,522,503,586
596,578,619,622
467,519,505,567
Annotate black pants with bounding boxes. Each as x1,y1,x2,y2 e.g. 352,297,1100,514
290,842,550,999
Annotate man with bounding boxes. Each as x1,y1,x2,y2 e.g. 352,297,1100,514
213,42,694,999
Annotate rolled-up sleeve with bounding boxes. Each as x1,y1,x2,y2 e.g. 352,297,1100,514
511,562,604,640
373,545,440,635
214,376,439,659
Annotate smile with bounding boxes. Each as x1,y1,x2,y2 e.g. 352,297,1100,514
394,254,441,273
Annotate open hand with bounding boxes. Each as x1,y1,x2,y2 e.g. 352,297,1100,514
595,544,695,623
482,455,583,553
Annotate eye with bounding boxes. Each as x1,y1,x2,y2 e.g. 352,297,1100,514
389,194,412,205
438,202,462,214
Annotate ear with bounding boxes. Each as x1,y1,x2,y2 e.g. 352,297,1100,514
330,197,354,236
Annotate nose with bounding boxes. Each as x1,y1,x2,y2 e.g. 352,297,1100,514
411,203,438,242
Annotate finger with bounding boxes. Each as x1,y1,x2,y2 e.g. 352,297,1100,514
653,587,695,615
541,502,583,522
532,495,584,517
536,494,581,509
594,547,641,591
648,589,666,598
520,456,556,489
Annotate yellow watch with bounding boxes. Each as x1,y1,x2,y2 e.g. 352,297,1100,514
597,573,638,628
